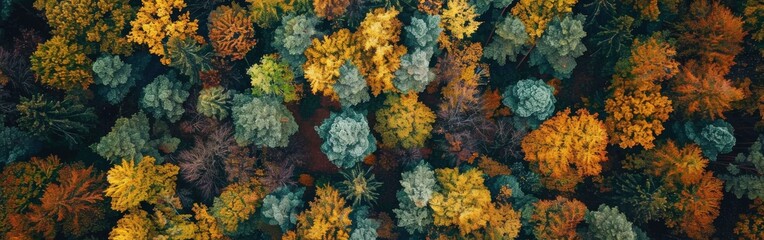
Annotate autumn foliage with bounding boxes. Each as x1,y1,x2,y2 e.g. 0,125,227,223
128,0,203,65
208,3,257,60
531,197,587,240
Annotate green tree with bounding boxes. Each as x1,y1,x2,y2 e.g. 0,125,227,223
502,78,556,122
484,15,529,65
92,55,135,105
315,109,376,169
165,37,213,84
16,94,96,146
272,14,324,76
334,62,370,107
722,135,764,200
141,71,190,123
196,86,231,120
247,54,299,102
394,49,435,93
529,14,587,79
680,120,736,161
584,205,637,240
231,94,298,147
261,186,305,231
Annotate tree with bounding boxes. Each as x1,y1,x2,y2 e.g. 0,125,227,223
374,93,436,149
315,109,376,169
0,123,37,164
128,0,203,65
0,155,61,231
484,15,529,65
91,112,172,163
521,108,608,192
429,168,492,235
399,161,437,208
211,178,265,233
208,3,256,60
245,0,302,28
590,16,635,72
104,156,179,212
16,94,97,146
502,78,556,121
734,199,764,239
334,62,370,107
92,55,136,105
672,61,744,120
196,86,231,120
531,196,587,240
745,0,764,56
394,48,436,94
140,71,190,123
404,14,442,52
356,8,408,96
584,205,637,240
483,203,522,239
177,123,235,200
625,141,708,186
349,206,380,240
231,94,298,147
192,203,224,239
164,36,213,84
669,172,724,239
295,185,353,240
511,0,578,43
304,28,360,99
33,0,134,54
313,0,349,20
108,209,153,240
247,54,299,102
529,14,587,79
30,36,93,91
441,0,481,40
338,167,382,206
611,173,671,224
261,186,305,231
621,0,679,21
677,0,745,72
721,135,764,200
393,190,434,235
273,14,323,76
681,120,736,161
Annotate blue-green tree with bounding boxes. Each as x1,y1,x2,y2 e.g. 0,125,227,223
682,120,736,161
502,78,556,122
231,94,297,147
529,14,587,79
484,15,528,65
393,161,436,235
315,109,376,169
404,14,442,52
92,54,135,105
394,49,435,93
141,71,190,123
584,205,637,240
721,135,764,200
273,14,324,76
0,121,37,164
349,206,380,240
261,186,305,231
334,62,370,107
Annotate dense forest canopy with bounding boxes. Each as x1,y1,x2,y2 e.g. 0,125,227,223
1,0,764,239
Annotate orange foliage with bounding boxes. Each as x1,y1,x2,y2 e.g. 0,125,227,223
313,0,349,20
673,61,744,119
0,155,61,214
669,172,724,240
437,42,486,113
531,196,587,240
735,199,764,239
521,109,608,192
477,155,511,177
625,141,708,186
611,36,679,92
482,89,511,119
208,3,257,60
677,0,745,72
418,0,442,15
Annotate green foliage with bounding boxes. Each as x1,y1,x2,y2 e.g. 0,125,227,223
261,186,305,231
231,94,298,147
722,135,764,200
92,55,135,105
470,0,514,14
349,206,380,240
399,161,437,208
91,112,177,163
502,78,556,121
165,37,213,84
584,205,637,240
196,86,231,120
272,14,323,76
338,167,382,206
247,54,298,102
611,173,670,224
141,71,190,123
484,15,529,65
509,162,543,194
590,16,635,74
529,14,587,79
16,94,96,146
490,175,538,208
394,49,435,93
334,62,370,107
315,109,376,168
683,120,736,161
0,122,37,164
404,14,442,52
393,190,434,235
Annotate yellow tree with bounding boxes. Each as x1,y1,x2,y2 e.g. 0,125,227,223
103,156,179,212
374,93,436,149
441,0,481,40
521,108,609,192
295,185,352,240
304,29,361,99
30,37,93,91
429,168,492,236
128,0,204,65
211,177,265,233
356,8,407,96
511,0,578,43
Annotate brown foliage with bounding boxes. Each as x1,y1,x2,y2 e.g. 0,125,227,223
673,61,744,119
208,3,257,60
677,0,745,72
531,196,587,240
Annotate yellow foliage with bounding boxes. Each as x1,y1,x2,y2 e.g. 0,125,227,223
484,203,522,239
104,156,180,212
622,0,679,21
128,0,203,65
109,209,154,240
437,42,486,113
192,203,224,240
304,29,361,99
521,108,608,192
511,0,577,43
374,93,436,149
30,37,93,91
208,3,257,60
605,90,673,149
429,168,492,235
212,178,265,233
245,0,295,28
33,0,134,55
295,185,352,240
356,8,407,96
531,197,586,240
442,0,481,40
